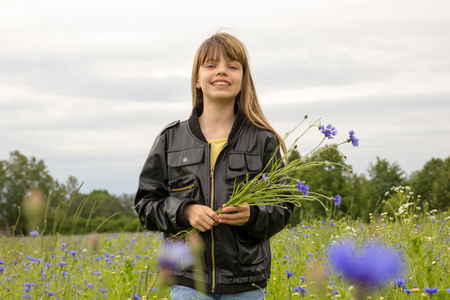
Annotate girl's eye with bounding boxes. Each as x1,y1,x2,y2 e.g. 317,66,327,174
229,66,238,70
205,64,215,68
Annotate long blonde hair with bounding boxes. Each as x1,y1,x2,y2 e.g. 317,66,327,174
191,32,286,154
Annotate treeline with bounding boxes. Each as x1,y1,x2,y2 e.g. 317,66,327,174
1,149,449,235
287,145,450,225
0,151,141,236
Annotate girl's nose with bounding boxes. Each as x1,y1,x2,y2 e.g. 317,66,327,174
216,65,227,76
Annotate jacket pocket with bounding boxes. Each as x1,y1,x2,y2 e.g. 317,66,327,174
168,175,202,200
234,228,268,266
167,147,204,167
226,152,262,181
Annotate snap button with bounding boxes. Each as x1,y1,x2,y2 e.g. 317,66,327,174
182,157,188,163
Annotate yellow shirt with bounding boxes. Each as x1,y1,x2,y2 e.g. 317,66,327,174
208,138,227,167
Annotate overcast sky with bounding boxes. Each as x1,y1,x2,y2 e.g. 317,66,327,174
1,0,449,195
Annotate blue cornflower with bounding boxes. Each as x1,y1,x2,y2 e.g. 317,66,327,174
447,288,450,293
158,241,193,271
394,278,406,288
286,270,294,278
321,124,337,139
348,130,359,147
262,174,269,182
332,194,341,206
57,261,67,267
297,181,309,197
0,260,4,265
300,276,307,282
69,250,78,257
23,282,35,288
327,240,403,287
29,231,39,237
132,294,141,300
293,285,308,296
424,287,438,295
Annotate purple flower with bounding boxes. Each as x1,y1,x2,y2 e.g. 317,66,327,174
132,294,141,300
321,124,337,139
158,241,193,271
293,285,308,296
332,194,341,206
297,181,309,197
327,240,403,287
29,231,39,237
57,261,67,267
348,130,359,147
394,278,406,287
424,287,438,295
69,250,78,257
447,288,450,293
286,270,294,278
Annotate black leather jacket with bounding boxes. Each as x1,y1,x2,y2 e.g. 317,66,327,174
135,107,293,294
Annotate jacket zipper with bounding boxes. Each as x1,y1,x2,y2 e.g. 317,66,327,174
170,184,194,192
209,142,227,293
209,143,216,292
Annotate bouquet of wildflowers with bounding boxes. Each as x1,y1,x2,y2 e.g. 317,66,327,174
173,115,359,239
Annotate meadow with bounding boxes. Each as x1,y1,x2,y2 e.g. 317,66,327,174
1,187,449,299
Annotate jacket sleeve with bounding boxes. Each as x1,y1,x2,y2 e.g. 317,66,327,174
241,135,294,241
134,134,199,235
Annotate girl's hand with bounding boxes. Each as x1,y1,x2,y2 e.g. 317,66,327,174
218,204,250,226
184,204,219,232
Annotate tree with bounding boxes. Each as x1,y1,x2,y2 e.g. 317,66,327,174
408,157,444,208
288,145,353,224
360,157,406,219
432,157,450,211
0,151,54,234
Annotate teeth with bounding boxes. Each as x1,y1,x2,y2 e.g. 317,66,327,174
212,81,230,86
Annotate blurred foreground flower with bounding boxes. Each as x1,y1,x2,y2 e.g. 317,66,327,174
158,241,194,272
88,231,100,252
22,187,46,233
29,230,39,237
327,239,403,299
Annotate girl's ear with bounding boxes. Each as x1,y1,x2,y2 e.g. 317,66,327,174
196,79,201,89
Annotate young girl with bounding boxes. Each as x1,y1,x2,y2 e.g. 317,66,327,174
135,32,294,299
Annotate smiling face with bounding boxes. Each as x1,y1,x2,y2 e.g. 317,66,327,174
195,54,243,106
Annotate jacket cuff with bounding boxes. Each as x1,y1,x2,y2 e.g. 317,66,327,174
176,199,201,228
242,206,259,228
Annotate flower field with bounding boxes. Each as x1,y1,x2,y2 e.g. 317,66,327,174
1,194,449,300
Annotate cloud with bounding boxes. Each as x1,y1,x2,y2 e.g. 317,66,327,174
0,0,449,194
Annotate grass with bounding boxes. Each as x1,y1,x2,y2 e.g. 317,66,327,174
1,208,449,299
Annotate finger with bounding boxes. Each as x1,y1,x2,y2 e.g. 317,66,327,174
221,206,238,214
207,211,219,223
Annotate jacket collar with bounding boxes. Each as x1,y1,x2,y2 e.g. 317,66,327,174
188,105,246,143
